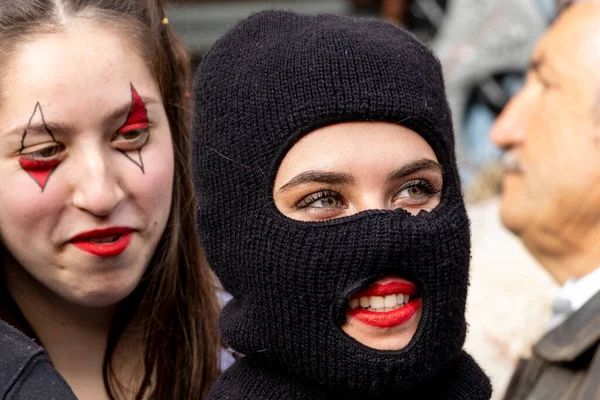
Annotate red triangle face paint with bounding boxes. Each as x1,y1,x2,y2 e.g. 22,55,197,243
121,84,149,133
19,103,61,192
18,157,59,190
117,84,150,173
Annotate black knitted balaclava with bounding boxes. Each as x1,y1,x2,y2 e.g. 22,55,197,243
192,10,490,399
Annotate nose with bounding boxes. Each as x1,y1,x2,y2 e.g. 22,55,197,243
71,150,125,217
354,192,390,213
490,90,528,150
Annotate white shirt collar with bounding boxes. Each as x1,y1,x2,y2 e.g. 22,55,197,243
549,266,600,330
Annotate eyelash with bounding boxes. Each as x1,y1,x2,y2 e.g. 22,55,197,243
113,126,150,149
295,179,441,210
117,122,149,136
18,125,151,161
395,179,440,199
296,189,342,209
19,142,65,160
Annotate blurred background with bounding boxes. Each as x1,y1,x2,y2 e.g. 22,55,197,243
165,0,557,192
165,1,561,398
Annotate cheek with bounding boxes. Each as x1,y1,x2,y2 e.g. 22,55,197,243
0,171,65,254
129,139,175,221
425,194,442,212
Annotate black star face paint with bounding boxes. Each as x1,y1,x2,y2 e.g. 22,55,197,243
117,84,150,173
18,103,63,192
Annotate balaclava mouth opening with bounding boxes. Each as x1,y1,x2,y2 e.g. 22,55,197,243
192,10,490,399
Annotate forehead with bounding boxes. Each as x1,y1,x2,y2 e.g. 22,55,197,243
280,122,436,172
0,19,157,129
535,2,600,79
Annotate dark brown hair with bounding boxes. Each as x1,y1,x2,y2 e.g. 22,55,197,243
0,1,220,399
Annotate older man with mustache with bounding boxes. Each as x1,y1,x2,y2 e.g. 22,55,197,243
490,0,600,398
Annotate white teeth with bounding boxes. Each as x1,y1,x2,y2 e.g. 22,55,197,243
370,296,384,309
384,294,397,308
359,297,370,308
349,292,416,311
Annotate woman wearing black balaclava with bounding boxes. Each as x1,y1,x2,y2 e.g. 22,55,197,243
192,10,492,400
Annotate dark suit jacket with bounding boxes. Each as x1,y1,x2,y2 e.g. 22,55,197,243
503,290,600,400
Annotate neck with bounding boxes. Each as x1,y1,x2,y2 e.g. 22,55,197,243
6,267,114,398
521,221,600,285
2,255,143,399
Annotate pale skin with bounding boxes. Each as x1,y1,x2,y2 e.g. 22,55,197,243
0,19,174,400
273,121,442,350
490,0,600,285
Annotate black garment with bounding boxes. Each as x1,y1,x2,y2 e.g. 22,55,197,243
192,10,491,399
0,320,77,400
503,290,600,400
210,351,491,400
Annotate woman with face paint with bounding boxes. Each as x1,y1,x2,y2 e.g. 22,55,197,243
192,10,492,400
0,1,220,399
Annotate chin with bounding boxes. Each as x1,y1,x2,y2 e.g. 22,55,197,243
359,333,415,351
342,307,421,351
62,279,141,308
499,194,528,237
499,175,531,232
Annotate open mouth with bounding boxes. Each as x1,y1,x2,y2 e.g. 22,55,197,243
88,236,121,244
70,227,135,257
72,234,133,257
346,280,421,328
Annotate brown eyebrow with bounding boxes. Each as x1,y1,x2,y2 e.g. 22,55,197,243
386,159,443,181
528,55,557,82
276,158,442,195
276,171,355,194
528,57,543,73
1,96,159,138
12,121,75,138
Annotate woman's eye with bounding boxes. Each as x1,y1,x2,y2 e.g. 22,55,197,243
20,142,65,160
311,197,339,208
406,185,425,197
121,130,143,140
396,179,440,200
113,128,150,151
296,190,343,209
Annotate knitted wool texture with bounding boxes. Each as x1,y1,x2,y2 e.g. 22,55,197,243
192,10,491,399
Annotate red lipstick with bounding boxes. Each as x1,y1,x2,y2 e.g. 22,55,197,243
347,280,421,328
70,227,134,257
348,299,421,328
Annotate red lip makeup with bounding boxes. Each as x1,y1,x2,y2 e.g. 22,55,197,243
70,227,134,257
347,280,421,328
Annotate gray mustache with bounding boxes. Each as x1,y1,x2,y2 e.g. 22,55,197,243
502,150,523,173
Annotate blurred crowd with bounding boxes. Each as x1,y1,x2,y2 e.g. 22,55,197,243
166,0,555,189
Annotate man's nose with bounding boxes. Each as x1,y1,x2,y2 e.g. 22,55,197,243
71,152,125,217
490,92,528,149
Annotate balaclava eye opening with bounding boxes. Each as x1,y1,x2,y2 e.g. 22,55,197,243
192,10,484,398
